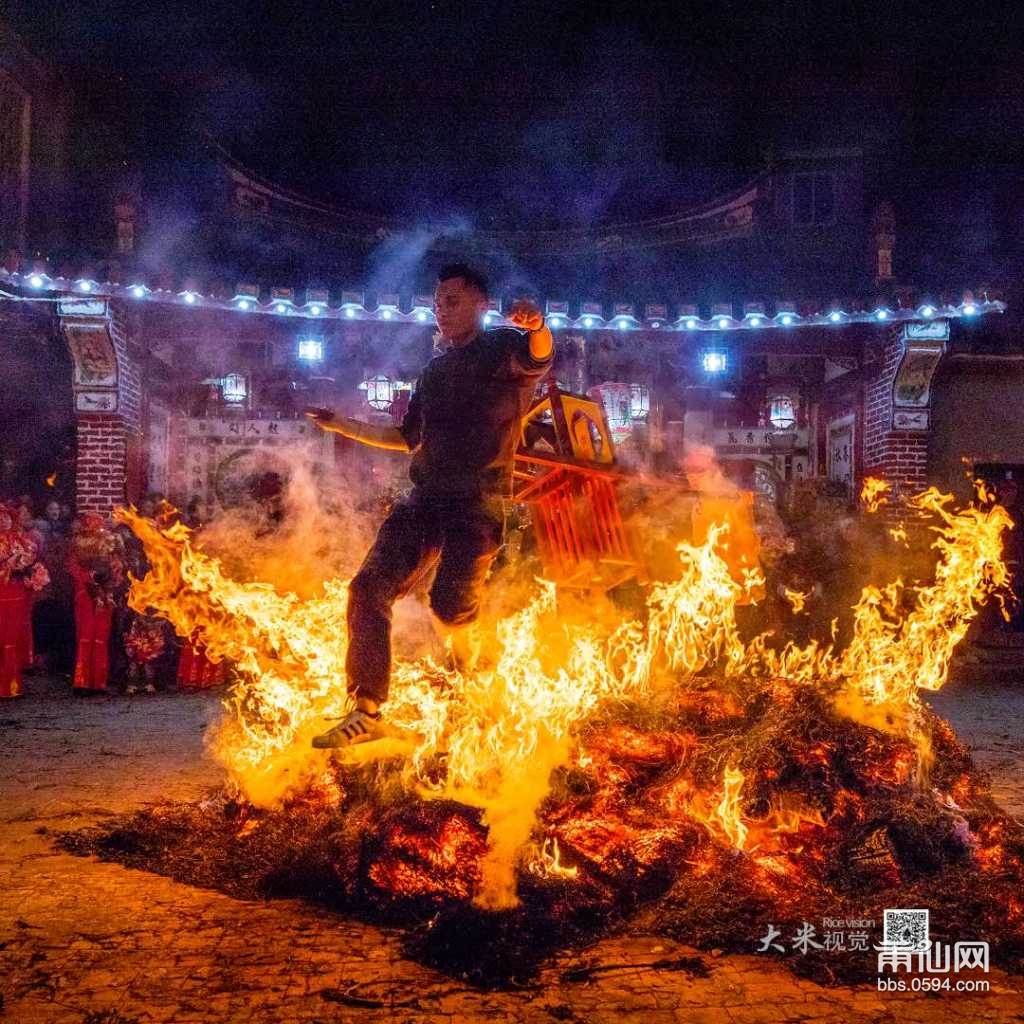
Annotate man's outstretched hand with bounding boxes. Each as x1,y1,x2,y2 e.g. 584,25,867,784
302,408,409,452
305,407,335,430
507,298,544,332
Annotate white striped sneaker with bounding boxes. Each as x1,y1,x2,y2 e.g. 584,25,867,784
311,709,385,748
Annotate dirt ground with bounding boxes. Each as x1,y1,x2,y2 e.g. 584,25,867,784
1,673,1023,1023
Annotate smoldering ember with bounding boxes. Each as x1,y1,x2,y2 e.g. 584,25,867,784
2,5,1024,1024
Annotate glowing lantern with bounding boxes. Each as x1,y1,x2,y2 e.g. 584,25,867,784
588,382,633,444
769,394,796,430
629,383,650,421
361,374,396,412
222,373,247,403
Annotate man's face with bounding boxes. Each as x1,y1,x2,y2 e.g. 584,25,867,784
434,277,488,347
46,501,60,521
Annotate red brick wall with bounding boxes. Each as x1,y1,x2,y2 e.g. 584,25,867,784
861,327,930,498
108,302,142,433
72,300,144,514
75,414,128,512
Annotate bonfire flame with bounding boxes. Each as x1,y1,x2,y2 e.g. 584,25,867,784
115,482,1012,909
712,765,748,851
861,476,891,513
527,836,579,880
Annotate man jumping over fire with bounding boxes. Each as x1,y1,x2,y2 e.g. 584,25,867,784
307,264,554,747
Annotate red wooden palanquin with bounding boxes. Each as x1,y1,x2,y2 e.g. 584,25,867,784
513,381,644,595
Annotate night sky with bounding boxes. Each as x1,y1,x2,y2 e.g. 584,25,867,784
7,0,1022,229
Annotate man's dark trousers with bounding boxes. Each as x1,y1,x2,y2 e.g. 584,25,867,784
346,492,503,704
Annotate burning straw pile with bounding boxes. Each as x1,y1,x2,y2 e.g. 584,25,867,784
62,483,1024,986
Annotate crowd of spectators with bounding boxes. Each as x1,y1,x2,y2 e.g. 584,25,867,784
0,494,224,699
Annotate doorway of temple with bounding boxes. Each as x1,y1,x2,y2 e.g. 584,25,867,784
0,307,76,510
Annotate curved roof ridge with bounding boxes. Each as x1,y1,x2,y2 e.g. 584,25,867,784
205,130,770,244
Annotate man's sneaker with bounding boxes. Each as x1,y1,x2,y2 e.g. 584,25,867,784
144,684,157,694
125,686,138,696
312,709,385,748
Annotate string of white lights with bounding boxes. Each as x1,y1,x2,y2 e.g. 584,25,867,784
0,268,1004,332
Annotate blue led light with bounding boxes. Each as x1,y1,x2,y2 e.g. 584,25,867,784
298,339,323,361
275,302,287,313
717,317,729,329
618,318,629,330
28,274,45,288
963,303,978,316
237,298,251,311
583,317,593,328
345,307,356,318
876,309,888,320
309,304,321,316
78,280,93,293
921,305,935,317
482,312,492,324
749,316,761,327
130,285,146,299
383,309,393,320
416,310,427,322
702,351,727,373
686,318,697,330
781,314,793,326
829,311,842,323
183,291,197,304
549,316,560,327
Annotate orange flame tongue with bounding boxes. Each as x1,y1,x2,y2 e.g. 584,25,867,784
861,476,891,513
714,766,748,851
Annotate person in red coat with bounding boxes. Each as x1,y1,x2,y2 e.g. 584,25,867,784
68,513,124,693
0,504,50,698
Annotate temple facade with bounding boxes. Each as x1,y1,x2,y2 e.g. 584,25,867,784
0,17,1021,522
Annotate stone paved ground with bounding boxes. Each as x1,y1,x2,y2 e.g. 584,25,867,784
2,675,1023,1023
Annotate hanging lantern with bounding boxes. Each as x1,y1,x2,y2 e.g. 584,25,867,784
629,383,650,421
222,373,248,404
587,382,633,443
360,374,395,412
768,393,796,430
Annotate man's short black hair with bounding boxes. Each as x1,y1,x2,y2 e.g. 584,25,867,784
437,262,489,297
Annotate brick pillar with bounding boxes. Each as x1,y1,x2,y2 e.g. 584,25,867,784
109,301,144,506
76,414,129,513
862,327,935,500
64,300,144,514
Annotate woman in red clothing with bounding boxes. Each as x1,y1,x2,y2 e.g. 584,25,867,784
68,513,124,693
0,504,50,698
